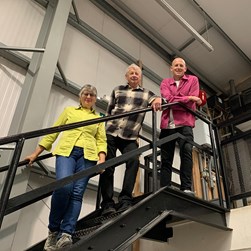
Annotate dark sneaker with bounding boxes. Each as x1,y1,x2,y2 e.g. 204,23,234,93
43,230,58,251
101,205,116,216
56,233,72,248
117,201,132,213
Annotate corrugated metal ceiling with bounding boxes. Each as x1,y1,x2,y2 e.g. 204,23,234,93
104,0,251,97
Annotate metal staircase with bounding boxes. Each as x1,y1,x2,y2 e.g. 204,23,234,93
26,187,230,251
0,104,231,251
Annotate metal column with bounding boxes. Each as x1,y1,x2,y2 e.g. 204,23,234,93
0,1,72,250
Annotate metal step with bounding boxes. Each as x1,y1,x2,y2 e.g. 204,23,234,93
26,187,231,251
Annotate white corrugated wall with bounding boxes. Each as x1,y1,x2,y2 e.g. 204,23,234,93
0,59,25,137
0,0,44,137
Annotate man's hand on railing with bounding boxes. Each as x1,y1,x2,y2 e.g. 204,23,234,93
189,96,202,106
151,97,162,111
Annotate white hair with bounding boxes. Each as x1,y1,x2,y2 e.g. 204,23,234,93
125,63,142,75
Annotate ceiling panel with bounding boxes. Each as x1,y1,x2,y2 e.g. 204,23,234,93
108,0,251,96
196,0,251,59
122,0,173,30
182,28,251,91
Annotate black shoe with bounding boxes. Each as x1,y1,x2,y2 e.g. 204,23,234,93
101,205,116,216
117,201,132,213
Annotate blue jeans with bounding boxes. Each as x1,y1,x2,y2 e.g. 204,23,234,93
48,146,96,235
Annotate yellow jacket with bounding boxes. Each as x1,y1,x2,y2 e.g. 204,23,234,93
39,106,107,161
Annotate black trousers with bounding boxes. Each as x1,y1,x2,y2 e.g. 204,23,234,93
160,126,194,191
100,134,139,208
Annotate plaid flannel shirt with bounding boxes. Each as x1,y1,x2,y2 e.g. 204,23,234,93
106,84,157,140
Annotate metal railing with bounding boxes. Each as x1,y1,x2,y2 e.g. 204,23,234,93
0,102,230,228
217,111,251,206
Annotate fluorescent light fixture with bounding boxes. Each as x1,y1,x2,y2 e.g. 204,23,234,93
155,0,214,52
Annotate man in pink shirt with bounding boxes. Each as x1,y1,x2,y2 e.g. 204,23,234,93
160,57,202,195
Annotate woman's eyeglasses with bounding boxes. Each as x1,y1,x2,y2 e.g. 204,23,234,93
82,92,96,97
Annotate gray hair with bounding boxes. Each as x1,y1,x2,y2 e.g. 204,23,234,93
79,84,97,98
125,63,142,76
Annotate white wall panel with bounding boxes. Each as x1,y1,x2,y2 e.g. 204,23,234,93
0,58,25,137
102,15,141,59
0,0,44,58
139,43,171,80
96,48,128,97
59,25,100,87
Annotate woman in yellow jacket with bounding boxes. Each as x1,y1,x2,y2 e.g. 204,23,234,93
25,84,107,250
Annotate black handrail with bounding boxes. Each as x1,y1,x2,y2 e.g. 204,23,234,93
0,102,212,145
0,138,25,225
0,104,158,228
0,106,154,145
5,144,152,216
0,102,229,228
0,153,52,173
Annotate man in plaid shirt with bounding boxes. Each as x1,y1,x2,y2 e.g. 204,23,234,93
100,63,162,215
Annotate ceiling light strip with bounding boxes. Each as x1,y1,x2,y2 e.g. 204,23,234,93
155,0,214,52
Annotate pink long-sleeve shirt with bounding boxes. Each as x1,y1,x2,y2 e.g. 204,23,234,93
160,74,200,129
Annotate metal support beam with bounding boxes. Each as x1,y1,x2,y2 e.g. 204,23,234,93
0,42,30,69
0,46,45,53
9,0,72,135
57,62,69,86
72,0,80,24
0,0,72,249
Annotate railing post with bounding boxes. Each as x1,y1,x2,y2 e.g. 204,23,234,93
0,138,25,228
208,124,224,207
214,126,231,209
152,110,158,192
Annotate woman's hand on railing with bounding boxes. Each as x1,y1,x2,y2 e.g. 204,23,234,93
96,161,105,174
24,145,45,166
96,152,106,174
24,153,39,166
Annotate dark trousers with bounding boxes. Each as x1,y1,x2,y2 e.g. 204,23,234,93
160,126,194,191
100,134,139,208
